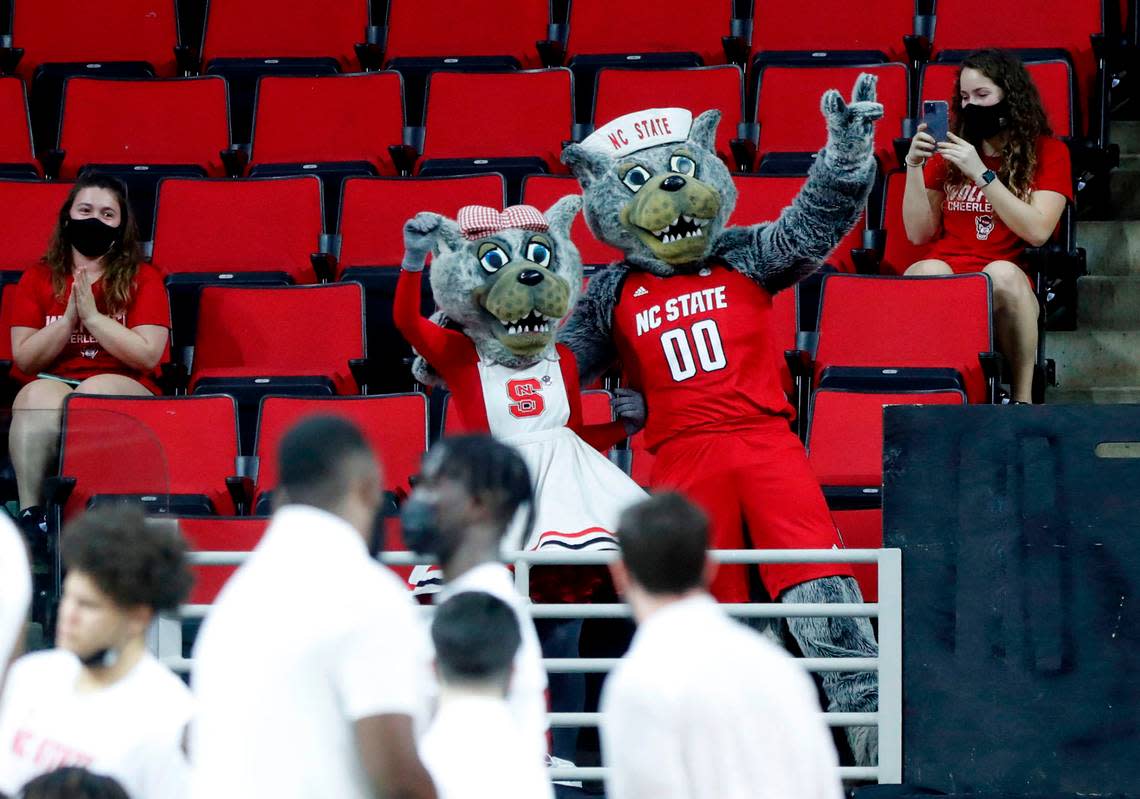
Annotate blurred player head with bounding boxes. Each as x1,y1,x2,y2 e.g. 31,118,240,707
58,505,191,670
431,591,521,697
612,493,714,614
17,767,130,799
401,435,532,572
276,416,384,548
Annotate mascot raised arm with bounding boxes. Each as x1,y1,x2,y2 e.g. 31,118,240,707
560,75,883,765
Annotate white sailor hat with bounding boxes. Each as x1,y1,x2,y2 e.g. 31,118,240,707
577,108,693,160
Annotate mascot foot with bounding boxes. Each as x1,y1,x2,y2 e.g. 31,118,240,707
782,575,880,767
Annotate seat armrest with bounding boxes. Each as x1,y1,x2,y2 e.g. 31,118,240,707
225,475,254,516
310,252,337,283
388,143,418,176
173,44,200,75
38,149,65,180
0,42,23,75
354,26,386,71
220,144,249,178
349,358,373,393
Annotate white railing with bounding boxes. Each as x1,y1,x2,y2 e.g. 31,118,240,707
162,548,903,785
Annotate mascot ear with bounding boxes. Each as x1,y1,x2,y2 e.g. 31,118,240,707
688,109,721,154
434,215,465,254
561,142,611,189
544,195,582,240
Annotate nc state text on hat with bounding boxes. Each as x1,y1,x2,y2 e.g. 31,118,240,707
608,115,676,150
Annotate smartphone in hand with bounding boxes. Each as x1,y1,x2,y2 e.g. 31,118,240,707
922,100,949,142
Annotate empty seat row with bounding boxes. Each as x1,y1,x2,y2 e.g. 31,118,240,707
0,57,1078,179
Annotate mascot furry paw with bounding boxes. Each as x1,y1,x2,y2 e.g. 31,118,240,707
394,198,646,595
559,74,883,766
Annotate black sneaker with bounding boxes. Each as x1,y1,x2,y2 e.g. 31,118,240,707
15,506,48,557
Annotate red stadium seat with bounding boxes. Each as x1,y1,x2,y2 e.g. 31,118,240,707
564,0,736,68
252,394,428,513
12,0,179,83
337,174,506,392
248,72,405,184
383,0,550,69
178,516,269,604
200,0,370,70
520,175,622,268
592,66,746,168
419,69,574,185
813,273,995,403
0,181,74,281
57,77,230,178
338,174,506,273
0,78,37,178
12,0,180,150
751,0,913,64
730,174,864,272
151,176,325,349
247,72,404,230
806,387,967,487
754,63,910,169
876,170,932,276
56,76,231,237
54,394,242,520
830,507,881,602
189,284,366,450
928,0,1101,136
200,0,372,143
919,59,1075,138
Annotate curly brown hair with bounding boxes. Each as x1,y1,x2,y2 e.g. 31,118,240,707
61,505,192,612
43,173,144,317
945,49,1052,200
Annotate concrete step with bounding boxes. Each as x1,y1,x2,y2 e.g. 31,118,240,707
1048,386,1140,404
1077,220,1140,276
1077,275,1140,328
1114,121,1140,155
1046,329,1140,389
1109,159,1140,218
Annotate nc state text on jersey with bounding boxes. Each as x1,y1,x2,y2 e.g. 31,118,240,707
634,286,728,336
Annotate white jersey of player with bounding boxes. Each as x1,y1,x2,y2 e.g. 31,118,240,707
477,356,570,440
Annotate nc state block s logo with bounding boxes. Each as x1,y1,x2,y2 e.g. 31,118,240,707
506,378,545,418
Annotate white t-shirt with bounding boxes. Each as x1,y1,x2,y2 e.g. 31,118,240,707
437,562,548,765
600,595,843,799
420,695,554,799
0,517,30,680
0,649,192,799
190,505,433,799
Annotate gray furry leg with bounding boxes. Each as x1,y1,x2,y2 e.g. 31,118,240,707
782,575,879,767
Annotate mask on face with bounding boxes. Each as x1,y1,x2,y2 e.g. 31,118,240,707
64,217,123,258
960,100,1010,144
400,497,444,558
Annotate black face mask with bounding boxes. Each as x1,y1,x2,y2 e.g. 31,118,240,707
400,498,445,559
960,100,1010,144
64,217,123,258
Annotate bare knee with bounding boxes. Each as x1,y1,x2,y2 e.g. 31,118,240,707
905,259,953,277
983,261,1036,310
73,374,152,396
12,379,72,413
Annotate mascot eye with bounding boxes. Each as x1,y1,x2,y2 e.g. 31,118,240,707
622,166,652,193
525,241,552,267
479,246,510,273
670,155,696,176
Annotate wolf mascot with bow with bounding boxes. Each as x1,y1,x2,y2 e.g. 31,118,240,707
560,75,883,764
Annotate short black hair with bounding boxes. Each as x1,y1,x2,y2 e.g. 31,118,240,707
616,493,709,594
61,505,191,612
18,767,130,799
431,591,521,686
278,415,377,509
426,435,532,531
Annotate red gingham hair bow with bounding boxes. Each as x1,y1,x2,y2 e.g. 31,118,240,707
457,205,549,241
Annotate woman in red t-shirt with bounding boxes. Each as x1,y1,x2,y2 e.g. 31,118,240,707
902,49,1071,403
8,174,169,531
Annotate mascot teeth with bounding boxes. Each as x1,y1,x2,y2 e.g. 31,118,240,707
505,310,549,336
652,215,707,243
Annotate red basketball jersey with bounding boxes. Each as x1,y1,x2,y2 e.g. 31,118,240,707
612,264,794,452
